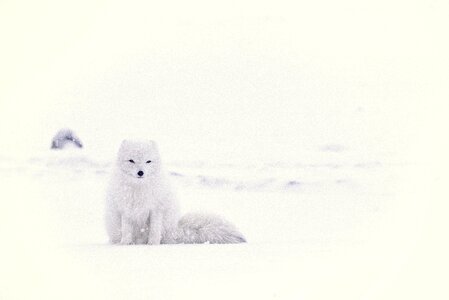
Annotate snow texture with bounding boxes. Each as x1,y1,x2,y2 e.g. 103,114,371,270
0,144,409,299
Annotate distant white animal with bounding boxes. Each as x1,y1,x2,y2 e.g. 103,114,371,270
51,128,83,149
105,139,246,245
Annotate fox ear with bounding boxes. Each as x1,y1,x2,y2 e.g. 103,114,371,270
148,140,158,148
148,140,160,155
118,139,131,152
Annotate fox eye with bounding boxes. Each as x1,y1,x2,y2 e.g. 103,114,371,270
146,160,152,163
128,159,135,163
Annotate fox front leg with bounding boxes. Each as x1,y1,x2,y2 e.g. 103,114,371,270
120,216,134,245
105,209,122,244
147,211,163,245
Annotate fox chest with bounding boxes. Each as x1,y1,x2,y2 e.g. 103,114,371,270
117,189,157,222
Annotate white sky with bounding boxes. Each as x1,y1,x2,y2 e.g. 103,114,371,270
1,0,448,161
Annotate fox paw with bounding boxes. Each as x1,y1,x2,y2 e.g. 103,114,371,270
147,237,161,245
120,237,134,245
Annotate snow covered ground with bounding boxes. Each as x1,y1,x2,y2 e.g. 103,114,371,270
0,147,414,299
1,1,448,299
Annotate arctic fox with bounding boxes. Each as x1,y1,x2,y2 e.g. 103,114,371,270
105,140,246,245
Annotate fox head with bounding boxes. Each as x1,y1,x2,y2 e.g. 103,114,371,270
116,139,162,183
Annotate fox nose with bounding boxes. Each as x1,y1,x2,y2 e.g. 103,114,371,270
137,170,144,177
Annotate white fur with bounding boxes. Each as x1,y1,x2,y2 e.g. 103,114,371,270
105,139,246,245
